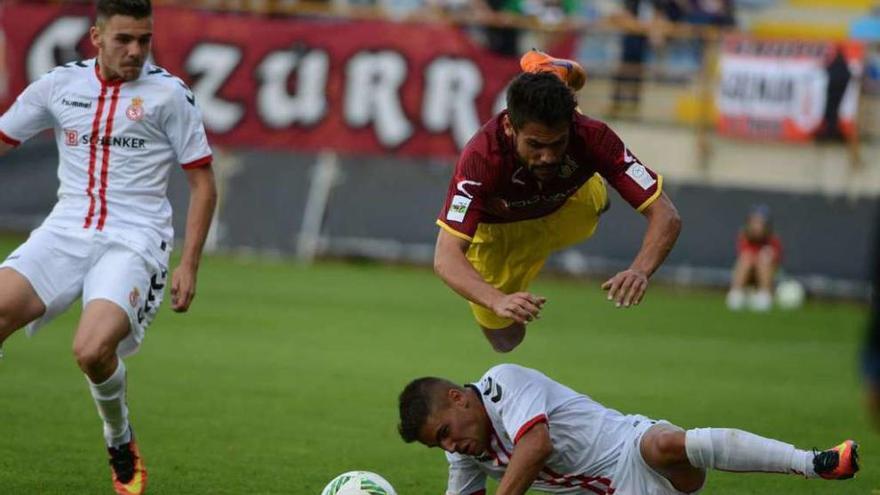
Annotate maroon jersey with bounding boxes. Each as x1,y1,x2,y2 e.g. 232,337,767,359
437,111,663,240
737,232,783,263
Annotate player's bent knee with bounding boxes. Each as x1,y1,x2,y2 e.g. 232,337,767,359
642,426,706,493
654,429,687,461
0,307,38,344
0,270,46,335
482,324,525,353
72,339,117,374
642,426,688,466
0,313,16,336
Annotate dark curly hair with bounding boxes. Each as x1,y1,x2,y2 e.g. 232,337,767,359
96,0,152,22
398,377,460,443
506,71,577,130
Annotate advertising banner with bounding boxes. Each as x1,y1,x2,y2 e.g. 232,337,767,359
1,3,574,157
717,36,864,141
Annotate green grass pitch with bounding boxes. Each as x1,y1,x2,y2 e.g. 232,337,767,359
0,235,875,494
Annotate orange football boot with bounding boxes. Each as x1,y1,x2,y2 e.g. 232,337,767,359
108,431,148,495
520,49,587,91
813,440,859,480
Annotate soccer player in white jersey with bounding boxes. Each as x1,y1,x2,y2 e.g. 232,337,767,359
0,1,216,493
399,364,859,495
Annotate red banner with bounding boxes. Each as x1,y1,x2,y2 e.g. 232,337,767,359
1,3,574,157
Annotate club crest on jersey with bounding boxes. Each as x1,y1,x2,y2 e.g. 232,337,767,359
126,97,145,121
129,287,141,308
64,129,78,146
559,156,579,178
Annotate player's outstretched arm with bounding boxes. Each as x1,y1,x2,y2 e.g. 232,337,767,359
602,192,681,307
171,165,217,312
495,423,553,495
434,229,545,324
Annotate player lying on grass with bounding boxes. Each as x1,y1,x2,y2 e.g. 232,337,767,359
399,364,859,495
434,52,681,353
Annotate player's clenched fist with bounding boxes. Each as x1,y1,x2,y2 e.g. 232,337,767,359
491,292,547,324
602,269,648,308
170,265,198,312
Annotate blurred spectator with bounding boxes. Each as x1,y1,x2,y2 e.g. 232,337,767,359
681,0,735,27
609,0,682,116
481,0,579,57
483,0,521,57
609,0,735,116
814,45,854,142
670,0,736,77
726,205,782,312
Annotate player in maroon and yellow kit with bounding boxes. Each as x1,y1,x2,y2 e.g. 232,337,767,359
434,60,681,352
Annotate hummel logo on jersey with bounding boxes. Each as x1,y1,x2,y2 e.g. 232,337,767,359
61,97,92,109
79,134,147,149
482,376,503,403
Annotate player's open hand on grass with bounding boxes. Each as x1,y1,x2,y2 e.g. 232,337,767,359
602,269,648,308
170,264,198,312
491,292,546,324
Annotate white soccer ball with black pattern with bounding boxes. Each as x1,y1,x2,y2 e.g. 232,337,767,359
321,471,397,495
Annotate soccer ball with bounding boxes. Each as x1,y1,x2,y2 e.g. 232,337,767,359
775,280,805,309
321,471,397,495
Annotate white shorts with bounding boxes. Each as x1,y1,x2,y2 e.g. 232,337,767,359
1,226,170,357
610,416,703,495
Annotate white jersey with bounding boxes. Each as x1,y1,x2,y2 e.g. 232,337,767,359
446,364,643,495
0,58,211,258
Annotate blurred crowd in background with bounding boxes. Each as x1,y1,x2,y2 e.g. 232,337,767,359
6,0,880,133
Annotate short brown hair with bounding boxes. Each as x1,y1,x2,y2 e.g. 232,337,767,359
506,72,577,130
397,377,459,443
96,0,152,22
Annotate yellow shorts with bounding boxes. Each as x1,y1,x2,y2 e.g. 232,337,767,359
465,173,608,329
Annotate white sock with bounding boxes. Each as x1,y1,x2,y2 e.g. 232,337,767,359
749,290,773,312
685,428,817,478
87,359,131,448
726,289,745,310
